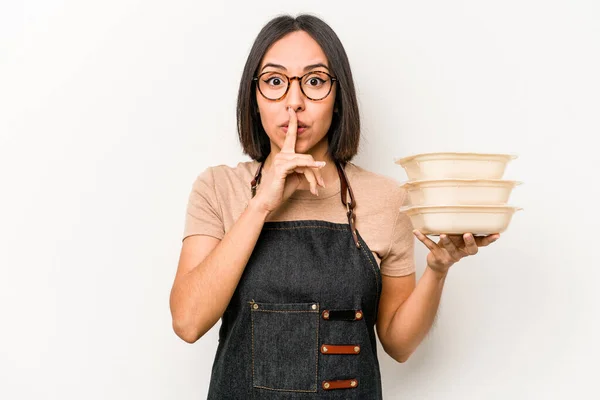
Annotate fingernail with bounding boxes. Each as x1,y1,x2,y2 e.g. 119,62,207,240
315,161,326,167
318,177,325,187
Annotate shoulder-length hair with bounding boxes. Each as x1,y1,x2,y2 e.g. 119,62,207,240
237,14,360,163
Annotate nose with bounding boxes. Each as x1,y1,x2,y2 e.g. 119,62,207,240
285,77,305,112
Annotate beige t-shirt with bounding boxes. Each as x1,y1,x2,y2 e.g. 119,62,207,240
182,160,416,277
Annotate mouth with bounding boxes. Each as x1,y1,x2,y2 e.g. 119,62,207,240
281,124,309,134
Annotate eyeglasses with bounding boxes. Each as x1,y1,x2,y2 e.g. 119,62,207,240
253,70,337,101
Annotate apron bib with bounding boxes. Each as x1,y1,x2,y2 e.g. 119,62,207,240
207,161,383,399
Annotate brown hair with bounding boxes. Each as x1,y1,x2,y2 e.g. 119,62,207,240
237,14,361,162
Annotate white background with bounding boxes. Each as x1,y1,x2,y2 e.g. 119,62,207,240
1,1,599,399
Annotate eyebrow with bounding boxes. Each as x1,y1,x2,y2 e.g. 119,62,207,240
260,62,330,73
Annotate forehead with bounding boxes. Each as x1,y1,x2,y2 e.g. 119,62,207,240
260,30,329,70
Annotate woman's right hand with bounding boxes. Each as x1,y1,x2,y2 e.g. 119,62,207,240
252,107,327,214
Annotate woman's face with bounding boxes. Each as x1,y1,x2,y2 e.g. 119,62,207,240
256,30,337,156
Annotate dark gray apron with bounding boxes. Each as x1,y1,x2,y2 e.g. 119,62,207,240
207,161,383,399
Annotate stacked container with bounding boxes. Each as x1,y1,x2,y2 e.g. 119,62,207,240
394,152,523,236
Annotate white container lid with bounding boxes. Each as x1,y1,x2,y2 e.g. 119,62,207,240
394,152,518,166
400,178,523,188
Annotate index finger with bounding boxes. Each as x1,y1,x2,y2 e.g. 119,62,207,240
281,107,297,154
413,230,441,253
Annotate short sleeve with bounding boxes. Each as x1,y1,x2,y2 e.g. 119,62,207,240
182,167,225,241
380,191,416,277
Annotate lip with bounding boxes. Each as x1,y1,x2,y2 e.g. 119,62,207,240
281,126,308,134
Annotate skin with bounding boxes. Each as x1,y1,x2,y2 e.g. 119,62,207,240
256,30,338,196
170,30,501,359
252,30,502,362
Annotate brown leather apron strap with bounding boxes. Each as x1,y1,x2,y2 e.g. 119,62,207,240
320,344,361,354
250,161,264,198
322,378,359,390
335,162,360,248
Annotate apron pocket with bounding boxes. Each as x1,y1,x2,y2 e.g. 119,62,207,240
250,301,319,392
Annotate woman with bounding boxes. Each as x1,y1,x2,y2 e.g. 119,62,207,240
170,14,499,399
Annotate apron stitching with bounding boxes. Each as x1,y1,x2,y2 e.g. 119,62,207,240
253,310,318,313
251,308,255,387
315,310,319,392
254,386,317,393
263,226,347,231
358,235,381,295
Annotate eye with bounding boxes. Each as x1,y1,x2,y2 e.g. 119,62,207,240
303,72,328,87
266,77,283,86
261,73,286,87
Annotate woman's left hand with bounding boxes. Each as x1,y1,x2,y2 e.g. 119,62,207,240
413,230,500,276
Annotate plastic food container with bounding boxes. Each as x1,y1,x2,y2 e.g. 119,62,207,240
394,152,518,181
401,179,522,206
399,204,522,235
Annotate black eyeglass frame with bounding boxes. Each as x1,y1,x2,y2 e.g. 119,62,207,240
253,70,338,101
